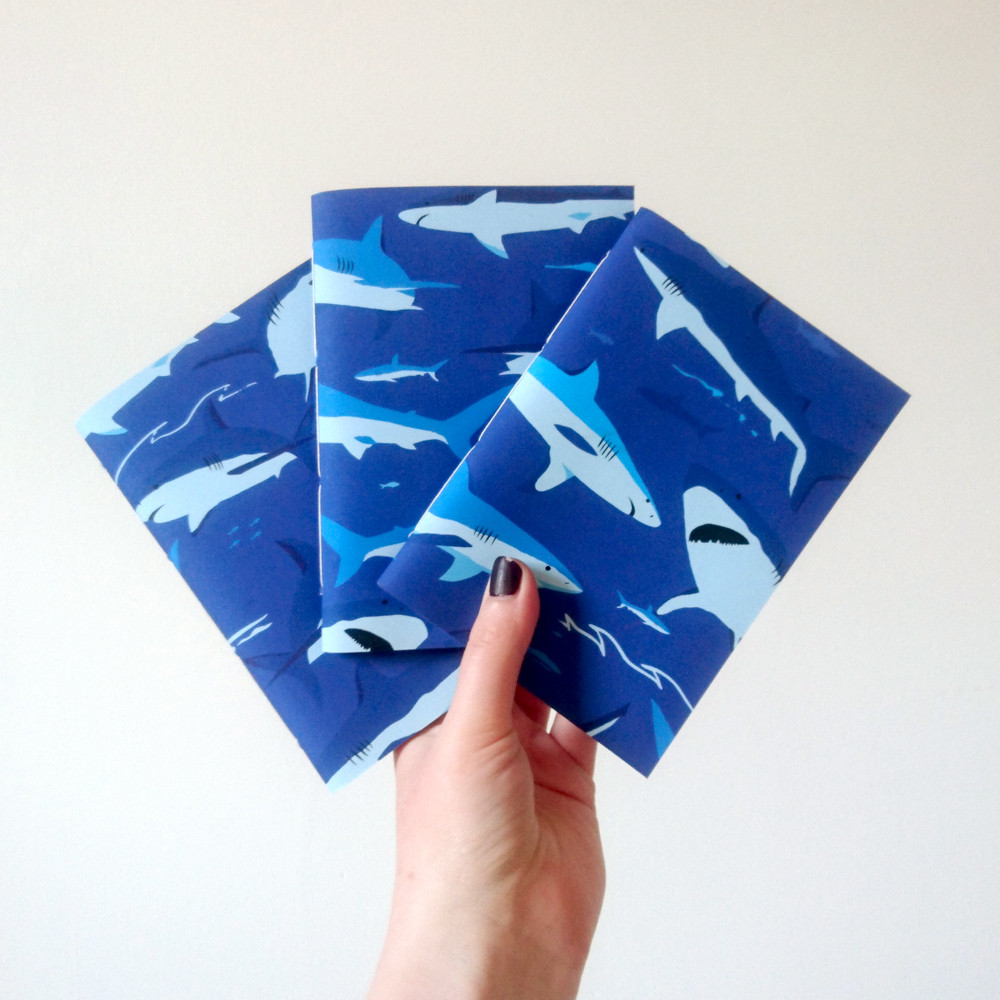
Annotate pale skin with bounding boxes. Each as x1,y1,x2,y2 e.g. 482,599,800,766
368,559,604,1000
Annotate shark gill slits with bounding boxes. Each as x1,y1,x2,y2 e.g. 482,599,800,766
345,628,393,653
554,423,598,456
689,523,750,546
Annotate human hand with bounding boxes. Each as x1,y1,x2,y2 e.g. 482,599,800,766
368,557,604,1000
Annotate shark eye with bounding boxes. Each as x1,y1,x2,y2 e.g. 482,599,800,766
554,424,598,456
345,628,393,653
689,524,749,546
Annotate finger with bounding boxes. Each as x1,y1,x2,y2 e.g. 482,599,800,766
447,557,540,741
550,713,599,775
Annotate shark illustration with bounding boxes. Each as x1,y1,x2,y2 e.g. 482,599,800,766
317,384,508,461
266,271,314,393
76,339,197,437
634,247,807,494
398,190,633,259
413,464,582,592
321,517,411,586
312,216,455,312
616,592,671,635
354,354,447,384
656,486,779,646
134,451,297,532
308,614,429,658
507,357,660,526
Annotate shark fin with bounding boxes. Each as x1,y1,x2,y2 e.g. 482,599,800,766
474,232,508,258
342,438,370,460
536,460,572,492
440,550,484,582
567,213,591,233
473,189,498,207
363,216,384,248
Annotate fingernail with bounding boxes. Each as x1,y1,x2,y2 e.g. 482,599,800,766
489,556,522,597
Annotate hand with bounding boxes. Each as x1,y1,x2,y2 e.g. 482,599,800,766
368,558,604,1000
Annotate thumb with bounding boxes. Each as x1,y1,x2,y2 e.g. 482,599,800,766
446,557,540,742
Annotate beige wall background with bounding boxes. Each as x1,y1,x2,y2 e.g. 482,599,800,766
3,2,997,996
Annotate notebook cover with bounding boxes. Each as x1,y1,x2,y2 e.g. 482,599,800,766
379,208,910,776
312,186,634,654
77,262,463,790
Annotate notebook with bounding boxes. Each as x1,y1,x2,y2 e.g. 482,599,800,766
312,186,634,654
77,262,464,789
378,208,910,776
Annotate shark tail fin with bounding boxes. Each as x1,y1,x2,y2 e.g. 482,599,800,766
321,516,371,587
441,387,510,459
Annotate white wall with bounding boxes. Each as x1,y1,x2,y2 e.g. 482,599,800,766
3,2,997,996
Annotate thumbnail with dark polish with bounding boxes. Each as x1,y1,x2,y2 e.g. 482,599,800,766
489,557,522,597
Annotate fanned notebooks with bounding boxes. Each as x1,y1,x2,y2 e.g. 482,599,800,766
379,208,909,776
312,186,633,655
78,194,907,788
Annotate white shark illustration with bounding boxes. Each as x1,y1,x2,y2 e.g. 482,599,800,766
321,517,411,586
412,464,582,593
308,614,429,658
508,357,660,526
354,354,447,384
634,247,807,494
398,190,633,259
656,486,779,646
266,271,314,393
134,451,296,532
317,384,508,461
326,668,459,791
76,339,197,437
313,216,455,312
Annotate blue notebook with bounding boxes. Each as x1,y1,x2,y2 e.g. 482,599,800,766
312,186,634,655
379,208,910,776
77,262,464,789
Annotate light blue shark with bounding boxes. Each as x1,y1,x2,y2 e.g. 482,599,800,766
76,339,197,437
398,190,633,259
317,384,508,461
354,354,447,384
321,516,412,586
307,614,429,659
412,464,582,593
507,357,660,526
266,271,314,394
134,451,296,532
656,486,779,647
313,216,455,312
616,592,670,635
634,247,806,494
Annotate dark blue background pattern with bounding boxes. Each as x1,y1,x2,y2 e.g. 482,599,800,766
313,186,634,650
380,208,909,776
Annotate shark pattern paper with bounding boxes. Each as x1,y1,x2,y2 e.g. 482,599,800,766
312,186,634,656
379,208,909,776
78,262,466,789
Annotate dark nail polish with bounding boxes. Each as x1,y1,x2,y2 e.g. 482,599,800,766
489,556,522,597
